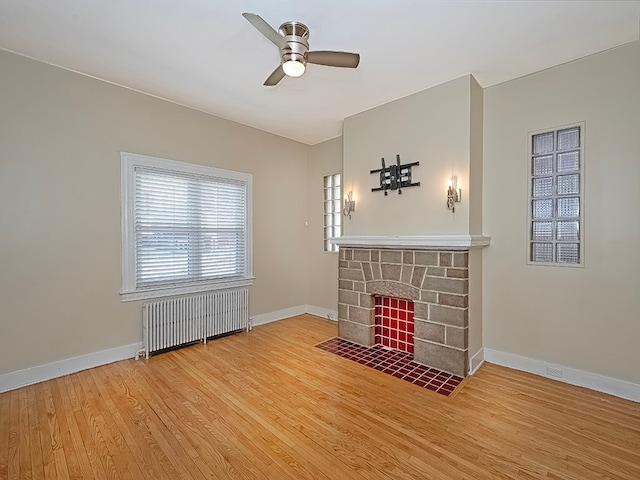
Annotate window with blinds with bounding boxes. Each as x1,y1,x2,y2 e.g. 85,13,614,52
528,124,584,266
121,153,253,301
323,173,341,252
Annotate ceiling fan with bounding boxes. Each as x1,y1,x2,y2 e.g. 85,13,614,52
242,13,360,86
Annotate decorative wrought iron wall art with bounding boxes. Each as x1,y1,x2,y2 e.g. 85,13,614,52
370,155,420,195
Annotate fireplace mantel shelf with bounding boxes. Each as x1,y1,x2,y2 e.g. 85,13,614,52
330,234,491,250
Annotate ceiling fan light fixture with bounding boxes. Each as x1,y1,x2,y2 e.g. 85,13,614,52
242,13,360,86
282,59,306,77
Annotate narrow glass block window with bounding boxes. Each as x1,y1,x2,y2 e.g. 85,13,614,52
529,125,583,265
323,173,341,252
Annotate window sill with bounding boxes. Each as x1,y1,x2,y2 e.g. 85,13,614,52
526,261,584,268
120,277,255,302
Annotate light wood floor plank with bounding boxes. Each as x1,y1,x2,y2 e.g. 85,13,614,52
87,364,167,480
111,361,235,480
17,389,32,479
75,370,136,479
163,345,356,479
70,373,121,480
57,375,106,479
26,385,45,480
7,390,20,480
131,361,289,479
104,367,183,480
33,383,57,480
0,386,9,479
48,380,80,479
37,382,68,480
1,314,638,480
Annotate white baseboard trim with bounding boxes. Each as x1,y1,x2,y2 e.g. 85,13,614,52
1,305,338,393
304,305,338,321
251,305,338,327
0,342,143,394
484,348,640,403
250,305,308,327
468,348,485,375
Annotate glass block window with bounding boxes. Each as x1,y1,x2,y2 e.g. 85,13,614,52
323,173,341,252
529,125,583,265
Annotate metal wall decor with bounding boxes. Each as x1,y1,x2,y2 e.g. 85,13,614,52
370,155,420,195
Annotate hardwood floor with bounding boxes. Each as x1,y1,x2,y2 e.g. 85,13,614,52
1,314,639,479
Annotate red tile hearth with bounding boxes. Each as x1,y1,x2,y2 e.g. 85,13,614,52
316,337,463,397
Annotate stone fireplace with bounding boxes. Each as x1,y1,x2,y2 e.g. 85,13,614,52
334,235,490,377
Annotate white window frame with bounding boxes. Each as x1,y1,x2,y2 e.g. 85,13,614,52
323,172,342,253
121,152,253,301
527,122,585,267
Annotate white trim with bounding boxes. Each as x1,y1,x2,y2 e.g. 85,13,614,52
251,305,339,327
121,278,255,302
330,234,491,250
120,152,253,300
469,348,485,375
305,305,338,321
251,305,308,327
484,348,640,403
0,342,143,393
0,305,337,393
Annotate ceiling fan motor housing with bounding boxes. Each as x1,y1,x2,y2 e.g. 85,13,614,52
279,21,309,65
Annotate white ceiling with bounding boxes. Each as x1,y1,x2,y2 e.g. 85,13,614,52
1,1,638,145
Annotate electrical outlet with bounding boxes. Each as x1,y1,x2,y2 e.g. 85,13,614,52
546,366,563,378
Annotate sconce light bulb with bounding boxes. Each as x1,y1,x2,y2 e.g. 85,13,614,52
343,191,356,219
447,176,461,213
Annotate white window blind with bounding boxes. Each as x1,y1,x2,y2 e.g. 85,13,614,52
121,153,253,301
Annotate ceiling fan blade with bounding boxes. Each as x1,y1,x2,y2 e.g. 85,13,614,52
242,13,286,49
264,65,286,86
307,51,360,68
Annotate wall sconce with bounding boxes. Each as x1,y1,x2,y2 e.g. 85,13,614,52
343,191,356,219
447,176,461,212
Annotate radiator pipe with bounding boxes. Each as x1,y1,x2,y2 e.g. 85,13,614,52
134,348,147,361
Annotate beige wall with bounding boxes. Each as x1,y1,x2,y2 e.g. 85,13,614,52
343,75,477,236
467,77,484,366
5,34,638,390
0,49,309,375
468,248,483,369
469,76,484,235
483,41,640,383
306,137,343,315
